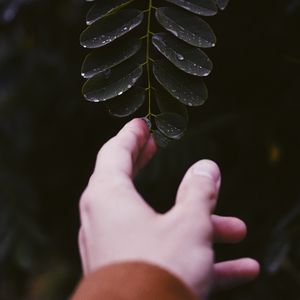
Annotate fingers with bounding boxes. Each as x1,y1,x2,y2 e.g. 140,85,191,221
173,160,221,218
133,133,157,177
80,118,157,220
213,258,260,291
93,118,155,182
212,215,247,243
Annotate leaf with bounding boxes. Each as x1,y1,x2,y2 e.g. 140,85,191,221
155,87,188,120
86,0,135,25
216,0,230,10
152,130,172,148
81,0,230,144
155,112,187,140
152,32,213,76
106,87,145,117
165,0,218,16
82,58,143,102
155,87,188,139
80,9,144,49
153,59,208,106
81,38,142,78
156,7,216,48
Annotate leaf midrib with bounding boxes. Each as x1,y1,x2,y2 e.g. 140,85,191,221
145,0,153,117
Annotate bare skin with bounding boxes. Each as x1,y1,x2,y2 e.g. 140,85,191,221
78,118,260,299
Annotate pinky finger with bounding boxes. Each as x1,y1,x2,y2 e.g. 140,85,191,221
213,258,260,291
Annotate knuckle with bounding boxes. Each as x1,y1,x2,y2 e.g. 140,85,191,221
96,137,116,160
79,177,123,214
193,247,214,266
193,216,214,238
181,176,218,201
199,181,218,201
87,172,114,194
87,173,100,189
79,189,94,216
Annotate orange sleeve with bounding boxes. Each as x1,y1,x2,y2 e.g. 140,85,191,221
70,261,197,300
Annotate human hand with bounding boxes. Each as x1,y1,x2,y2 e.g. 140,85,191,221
78,119,260,299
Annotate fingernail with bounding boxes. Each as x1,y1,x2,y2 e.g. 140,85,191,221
192,160,220,183
141,117,152,130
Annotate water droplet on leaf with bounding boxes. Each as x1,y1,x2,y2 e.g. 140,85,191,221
176,53,184,61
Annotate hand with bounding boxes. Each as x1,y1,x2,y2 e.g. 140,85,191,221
78,118,260,299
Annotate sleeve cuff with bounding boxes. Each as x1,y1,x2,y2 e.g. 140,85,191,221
71,261,197,300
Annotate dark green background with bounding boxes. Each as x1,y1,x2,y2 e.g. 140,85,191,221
0,0,299,299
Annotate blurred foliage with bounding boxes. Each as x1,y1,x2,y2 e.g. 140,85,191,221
0,0,299,299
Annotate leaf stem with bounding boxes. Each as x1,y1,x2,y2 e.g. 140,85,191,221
146,0,153,116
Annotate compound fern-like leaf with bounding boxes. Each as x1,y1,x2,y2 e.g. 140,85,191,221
80,0,230,146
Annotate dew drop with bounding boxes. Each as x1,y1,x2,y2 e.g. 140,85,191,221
176,53,184,61
168,28,178,37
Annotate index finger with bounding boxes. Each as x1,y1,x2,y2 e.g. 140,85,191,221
81,118,156,215
92,118,155,184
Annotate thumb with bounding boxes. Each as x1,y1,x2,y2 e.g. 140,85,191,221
172,160,221,220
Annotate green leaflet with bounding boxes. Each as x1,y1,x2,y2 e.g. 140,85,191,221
80,9,144,48
164,0,218,16
106,87,146,117
82,57,143,102
81,38,142,78
86,0,136,25
80,0,230,146
155,113,187,140
155,7,216,48
153,59,208,106
216,0,230,10
152,32,213,77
